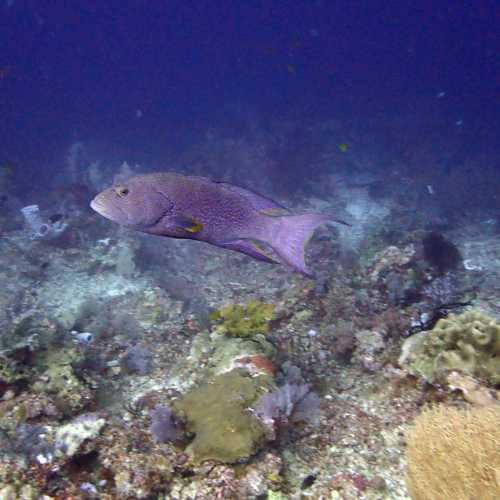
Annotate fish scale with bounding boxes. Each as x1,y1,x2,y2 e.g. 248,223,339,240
91,172,346,277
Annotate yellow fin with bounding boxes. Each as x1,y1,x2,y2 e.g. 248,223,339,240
184,221,203,233
174,214,203,233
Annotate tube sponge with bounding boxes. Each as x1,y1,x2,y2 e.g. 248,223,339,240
21,204,67,239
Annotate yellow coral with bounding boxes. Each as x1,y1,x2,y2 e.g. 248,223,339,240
406,405,500,500
210,299,275,338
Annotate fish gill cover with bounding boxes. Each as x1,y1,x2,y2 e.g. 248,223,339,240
0,1,499,498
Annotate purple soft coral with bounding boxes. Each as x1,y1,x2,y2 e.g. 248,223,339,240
254,383,320,430
149,405,181,444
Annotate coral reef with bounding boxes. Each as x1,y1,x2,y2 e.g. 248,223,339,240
149,404,181,443
422,231,462,275
0,354,28,387
209,299,275,338
400,310,500,385
33,362,92,414
21,204,68,240
2,124,500,498
123,345,154,375
406,405,500,500
98,425,176,499
173,370,271,463
186,329,276,379
54,413,106,458
254,382,320,440
446,371,498,406
0,484,38,499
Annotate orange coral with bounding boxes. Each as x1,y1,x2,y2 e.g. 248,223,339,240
236,355,275,376
406,404,500,500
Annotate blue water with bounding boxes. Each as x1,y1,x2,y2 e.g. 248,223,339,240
2,1,498,182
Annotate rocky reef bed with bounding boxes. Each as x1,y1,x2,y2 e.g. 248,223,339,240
0,196,499,499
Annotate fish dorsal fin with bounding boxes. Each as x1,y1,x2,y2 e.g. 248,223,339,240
215,181,290,214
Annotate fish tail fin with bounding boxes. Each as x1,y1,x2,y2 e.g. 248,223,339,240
263,214,333,277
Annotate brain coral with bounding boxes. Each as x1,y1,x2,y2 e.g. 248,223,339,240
173,370,270,463
399,310,500,385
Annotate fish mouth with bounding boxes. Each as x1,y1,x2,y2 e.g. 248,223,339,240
90,196,116,220
90,195,132,225
90,197,106,215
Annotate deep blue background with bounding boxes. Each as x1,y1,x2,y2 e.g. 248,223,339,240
1,0,498,168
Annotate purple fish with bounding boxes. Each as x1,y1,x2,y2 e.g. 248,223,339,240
90,172,345,277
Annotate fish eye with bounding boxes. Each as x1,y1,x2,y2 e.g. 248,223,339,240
114,186,129,198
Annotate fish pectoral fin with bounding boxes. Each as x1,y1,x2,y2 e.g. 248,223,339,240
220,238,280,264
173,214,203,233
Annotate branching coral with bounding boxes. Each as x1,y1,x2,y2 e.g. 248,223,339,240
406,405,500,500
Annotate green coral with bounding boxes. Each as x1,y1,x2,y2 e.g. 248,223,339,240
210,300,275,338
54,414,106,458
0,356,28,384
267,491,288,500
32,349,90,414
174,370,270,463
207,335,276,375
0,484,38,500
400,310,500,385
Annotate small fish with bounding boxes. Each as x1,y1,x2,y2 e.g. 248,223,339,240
71,331,94,345
91,172,347,277
338,143,349,153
